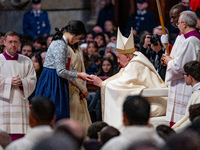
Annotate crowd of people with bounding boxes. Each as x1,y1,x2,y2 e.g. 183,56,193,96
0,0,200,149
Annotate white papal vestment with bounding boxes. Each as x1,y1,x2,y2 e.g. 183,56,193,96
101,51,167,129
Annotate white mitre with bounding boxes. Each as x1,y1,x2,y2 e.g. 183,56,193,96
116,28,135,54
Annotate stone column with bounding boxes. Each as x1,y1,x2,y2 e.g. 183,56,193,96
87,0,105,29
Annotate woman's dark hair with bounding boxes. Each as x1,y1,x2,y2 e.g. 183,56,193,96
94,32,106,48
30,52,43,80
97,57,114,77
33,36,47,45
21,40,34,53
87,41,99,54
52,20,86,41
86,31,95,42
105,51,118,66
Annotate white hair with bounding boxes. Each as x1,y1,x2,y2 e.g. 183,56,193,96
180,11,197,28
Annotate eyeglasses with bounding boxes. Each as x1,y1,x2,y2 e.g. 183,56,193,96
176,21,183,26
182,73,188,76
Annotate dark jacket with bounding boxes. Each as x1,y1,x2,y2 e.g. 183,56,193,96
23,10,51,39
140,46,166,81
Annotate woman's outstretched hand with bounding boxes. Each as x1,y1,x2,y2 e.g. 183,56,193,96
77,72,91,81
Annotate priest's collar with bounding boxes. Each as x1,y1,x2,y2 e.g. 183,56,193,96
184,29,200,40
192,82,200,92
3,51,19,60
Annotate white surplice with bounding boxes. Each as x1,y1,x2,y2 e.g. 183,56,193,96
172,84,200,132
5,125,52,150
169,34,185,58
166,35,200,122
0,54,36,134
101,51,167,129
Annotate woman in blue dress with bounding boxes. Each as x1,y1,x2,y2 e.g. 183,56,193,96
35,20,90,121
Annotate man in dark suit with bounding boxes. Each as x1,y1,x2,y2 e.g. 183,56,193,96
126,0,157,35
140,26,169,81
23,0,51,39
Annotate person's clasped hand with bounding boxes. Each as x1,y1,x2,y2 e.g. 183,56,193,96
78,72,91,81
161,54,173,66
12,75,22,87
87,75,102,87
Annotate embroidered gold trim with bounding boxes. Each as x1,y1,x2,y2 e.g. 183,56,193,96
116,48,135,54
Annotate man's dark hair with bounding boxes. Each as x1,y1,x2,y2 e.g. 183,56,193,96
184,61,200,82
156,125,176,141
123,95,150,125
128,140,161,150
189,104,200,122
100,126,120,145
171,4,187,14
31,96,55,123
33,36,47,46
164,132,200,150
87,121,108,139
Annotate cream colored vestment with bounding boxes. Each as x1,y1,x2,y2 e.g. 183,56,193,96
68,46,92,131
101,51,167,129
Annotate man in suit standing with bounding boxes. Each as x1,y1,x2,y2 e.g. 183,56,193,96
23,0,51,39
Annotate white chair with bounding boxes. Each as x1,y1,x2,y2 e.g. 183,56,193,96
141,88,169,127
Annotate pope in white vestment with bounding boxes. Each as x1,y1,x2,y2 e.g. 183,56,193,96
101,52,167,129
0,52,36,134
91,28,167,130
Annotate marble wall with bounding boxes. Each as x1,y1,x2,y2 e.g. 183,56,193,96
0,0,92,35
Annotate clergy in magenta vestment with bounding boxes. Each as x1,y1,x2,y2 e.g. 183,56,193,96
0,52,36,134
164,29,200,123
100,28,167,130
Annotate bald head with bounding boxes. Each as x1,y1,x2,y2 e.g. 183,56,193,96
54,119,85,148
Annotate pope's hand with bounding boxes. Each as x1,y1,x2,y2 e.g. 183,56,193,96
89,75,102,87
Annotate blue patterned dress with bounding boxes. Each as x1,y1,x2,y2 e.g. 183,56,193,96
35,36,77,120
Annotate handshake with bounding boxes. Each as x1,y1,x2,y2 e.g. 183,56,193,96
78,73,103,87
